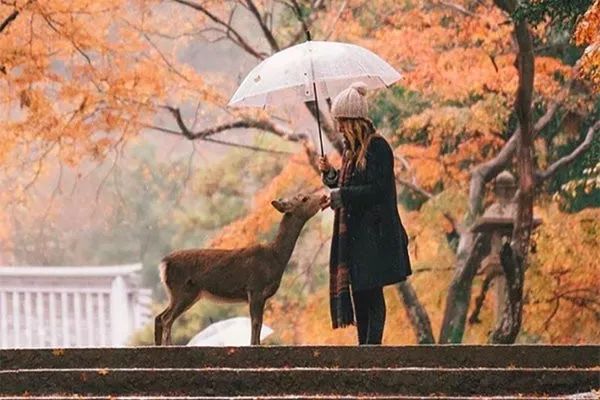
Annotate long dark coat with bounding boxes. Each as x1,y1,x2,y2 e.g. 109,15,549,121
325,135,412,292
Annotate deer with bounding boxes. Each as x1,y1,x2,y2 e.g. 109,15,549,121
155,192,326,346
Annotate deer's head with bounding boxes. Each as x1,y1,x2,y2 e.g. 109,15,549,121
271,193,326,220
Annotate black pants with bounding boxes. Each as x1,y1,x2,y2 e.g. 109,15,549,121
353,287,386,345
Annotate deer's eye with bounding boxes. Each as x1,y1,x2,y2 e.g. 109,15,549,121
302,196,309,202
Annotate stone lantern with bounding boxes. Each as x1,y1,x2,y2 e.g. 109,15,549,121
470,171,542,323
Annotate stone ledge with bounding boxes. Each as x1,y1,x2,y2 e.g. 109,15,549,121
0,368,597,397
0,396,596,400
1,345,598,370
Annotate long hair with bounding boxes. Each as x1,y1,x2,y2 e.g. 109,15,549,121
337,117,376,170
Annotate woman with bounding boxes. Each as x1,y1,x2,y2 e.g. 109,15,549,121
319,82,412,345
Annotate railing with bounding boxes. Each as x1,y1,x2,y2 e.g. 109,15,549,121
0,264,151,349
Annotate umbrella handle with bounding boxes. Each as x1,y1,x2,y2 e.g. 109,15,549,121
306,30,324,157
312,81,325,157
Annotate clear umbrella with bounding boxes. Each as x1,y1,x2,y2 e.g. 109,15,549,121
229,36,402,155
187,317,274,346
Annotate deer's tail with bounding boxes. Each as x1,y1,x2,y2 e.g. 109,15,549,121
159,260,168,286
159,260,173,302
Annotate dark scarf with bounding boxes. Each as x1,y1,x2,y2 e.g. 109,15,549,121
329,149,356,329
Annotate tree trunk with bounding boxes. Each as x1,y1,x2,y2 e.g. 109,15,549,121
439,232,491,343
397,282,435,344
490,2,535,344
468,268,503,324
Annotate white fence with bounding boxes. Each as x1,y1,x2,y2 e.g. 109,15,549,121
0,264,152,348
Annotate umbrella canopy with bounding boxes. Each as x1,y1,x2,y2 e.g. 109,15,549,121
229,40,401,108
187,317,274,346
228,39,401,156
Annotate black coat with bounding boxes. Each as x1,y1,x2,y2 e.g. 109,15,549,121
325,136,412,292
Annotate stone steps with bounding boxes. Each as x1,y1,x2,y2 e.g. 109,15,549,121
0,346,598,398
1,367,599,397
1,345,597,369
1,396,598,400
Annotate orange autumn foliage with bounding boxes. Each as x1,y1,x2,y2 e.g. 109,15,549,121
574,0,600,90
0,0,217,192
360,3,571,101
523,205,600,343
268,284,416,345
399,95,510,187
209,151,322,249
330,0,581,193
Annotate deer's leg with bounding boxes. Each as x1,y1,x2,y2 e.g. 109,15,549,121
161,292,198,346
248,292,266,346
154,306,171,345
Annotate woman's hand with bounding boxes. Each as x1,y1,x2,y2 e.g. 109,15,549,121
318,156,332,174
319,190,343,210
320,195,331,210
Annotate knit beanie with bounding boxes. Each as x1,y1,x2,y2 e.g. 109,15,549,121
331,82,369,119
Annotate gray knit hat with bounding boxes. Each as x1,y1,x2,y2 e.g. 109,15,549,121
331,82,369,119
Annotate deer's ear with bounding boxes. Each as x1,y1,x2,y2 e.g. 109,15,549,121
271,200,288,213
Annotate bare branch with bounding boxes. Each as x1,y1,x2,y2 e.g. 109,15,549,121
467,101,560,219
392,153,436,200
204,137,294,154
324,0,348,40
170,0,267,59
96,150,120,203
0,8,18,33
40,12,93,66
274,0,295,10
164,106,308,142
287,0,325,46
142,33,190,82
147,124,295,155
535,120,599,183
394,154,411,171
533,101,560,133
395,176,433,199
289,0,309,41
22,142,57,192
245,0,280,52
436,0,478,17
